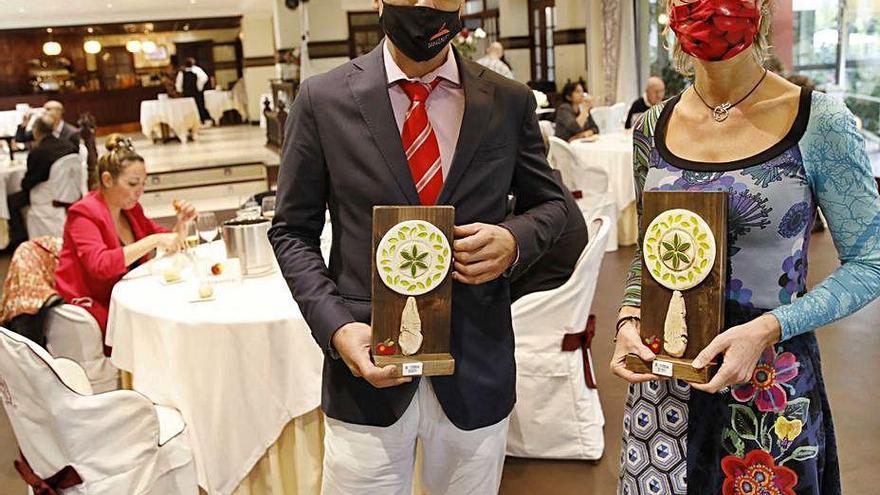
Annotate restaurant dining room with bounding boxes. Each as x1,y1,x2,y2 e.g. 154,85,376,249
0,0,878,494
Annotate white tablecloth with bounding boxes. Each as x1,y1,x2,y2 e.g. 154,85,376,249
204,90,247,123
140,98,201,143
106,242,324,495
571,133,638,246
0,109,25,137
0,158,27,220
571,133,635,212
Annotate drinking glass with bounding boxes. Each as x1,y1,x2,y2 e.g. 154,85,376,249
262,196,276,219
197,212,219,243
185,221,200,251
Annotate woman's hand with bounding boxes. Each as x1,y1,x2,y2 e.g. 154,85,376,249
173,199,197,225
610,319,662,384
690,314,782,394
153,232,185,253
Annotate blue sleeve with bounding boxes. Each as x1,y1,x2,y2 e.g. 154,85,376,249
770,92,880,340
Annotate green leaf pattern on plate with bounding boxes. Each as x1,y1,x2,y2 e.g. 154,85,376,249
376,219,452,296
642,208,717,291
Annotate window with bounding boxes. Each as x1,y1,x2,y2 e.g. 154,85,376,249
348,11,383,58
792,0,841,86
529,0,556,83
461,0,500,43
791,0,880,134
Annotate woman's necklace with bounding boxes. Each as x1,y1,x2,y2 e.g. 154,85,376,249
692,69,768,123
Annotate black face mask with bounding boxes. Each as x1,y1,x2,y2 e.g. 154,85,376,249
379,1,462,62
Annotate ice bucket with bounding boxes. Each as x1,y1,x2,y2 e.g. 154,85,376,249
221,218,274,276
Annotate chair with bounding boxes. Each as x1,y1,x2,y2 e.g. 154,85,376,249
609,102,628,134
506,216,611,461
45,304,119,393
26,153,86,239
0,327,198,495
589,105,613,134
547,136,618,251
538,120,555,142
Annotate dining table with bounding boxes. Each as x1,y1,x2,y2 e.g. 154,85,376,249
204,90,248,124
0,154,27,249
140,97,201,143
106,240,326,495
570,133,638,246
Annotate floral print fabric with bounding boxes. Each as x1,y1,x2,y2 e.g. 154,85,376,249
618,91,880,494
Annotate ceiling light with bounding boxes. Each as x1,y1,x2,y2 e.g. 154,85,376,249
43,41,62,56
126,40,142,53
87,27,94,34
84,40,102,54
47,28,53,34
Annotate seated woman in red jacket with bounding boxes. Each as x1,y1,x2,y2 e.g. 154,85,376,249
55,136,196,353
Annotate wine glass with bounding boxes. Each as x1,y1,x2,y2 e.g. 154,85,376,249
261,196,276,219
184,221,200,251
197,212,219,243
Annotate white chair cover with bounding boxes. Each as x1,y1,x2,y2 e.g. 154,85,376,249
506,217,611,460
538,120,555,142
548,137,618,251
0,328,198,495
45,304,119,393
609,102,628,133
589,105,613,134
26,154,85,239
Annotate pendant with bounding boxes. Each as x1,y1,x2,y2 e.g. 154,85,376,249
713,103,732,122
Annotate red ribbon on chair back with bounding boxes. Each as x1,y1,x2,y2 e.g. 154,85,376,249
561,314,598,389
13,451,83,495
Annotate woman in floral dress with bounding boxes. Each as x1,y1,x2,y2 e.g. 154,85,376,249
609,1,880,494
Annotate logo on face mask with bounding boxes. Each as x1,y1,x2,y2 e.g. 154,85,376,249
430,23,451,42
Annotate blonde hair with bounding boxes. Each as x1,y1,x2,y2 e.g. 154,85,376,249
97,133,143,185
665,0,772,76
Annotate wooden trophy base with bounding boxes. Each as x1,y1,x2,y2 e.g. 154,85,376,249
374,353,456,378
625,354,716,384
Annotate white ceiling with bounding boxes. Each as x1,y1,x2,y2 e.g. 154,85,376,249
0,0,272,30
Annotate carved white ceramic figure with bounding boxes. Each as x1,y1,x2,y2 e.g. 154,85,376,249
663,290,688,357
398,296,424,355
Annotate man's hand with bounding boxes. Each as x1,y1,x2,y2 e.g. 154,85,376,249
331,322,412,388
452,223,517,285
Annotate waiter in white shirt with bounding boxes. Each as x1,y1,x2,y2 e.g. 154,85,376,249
176,57,211,124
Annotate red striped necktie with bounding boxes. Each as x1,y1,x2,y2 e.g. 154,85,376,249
399,79,443,205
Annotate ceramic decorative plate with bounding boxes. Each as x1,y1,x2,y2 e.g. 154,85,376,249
376,220,451,296
643,208,716,291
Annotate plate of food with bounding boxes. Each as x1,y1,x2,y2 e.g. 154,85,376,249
188,283,216,303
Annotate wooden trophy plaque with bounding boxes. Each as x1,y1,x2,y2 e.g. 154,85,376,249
371,206,455,378
625,191,728,383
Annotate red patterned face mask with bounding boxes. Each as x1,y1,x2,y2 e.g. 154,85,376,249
669,0,760,61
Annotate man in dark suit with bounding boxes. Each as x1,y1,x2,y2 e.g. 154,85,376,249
625,76,665,129
6,114,79,249
14,101,81,148
268,0,568,491
509,170,588,302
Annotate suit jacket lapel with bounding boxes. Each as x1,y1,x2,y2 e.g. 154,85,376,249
347,45,420,205
437,55,495,204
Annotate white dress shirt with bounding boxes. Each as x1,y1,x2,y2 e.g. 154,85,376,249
175,66,209,93
383,40,465,180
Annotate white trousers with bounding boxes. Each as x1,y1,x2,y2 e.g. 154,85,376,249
322,379,510,495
